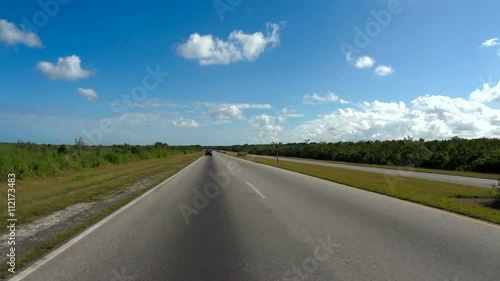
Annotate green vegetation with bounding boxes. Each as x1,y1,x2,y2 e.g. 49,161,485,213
240,155,500,224
0,152,200,233
215,137,500,174
0,153,199,278
492,178,500,204
0,141,202,180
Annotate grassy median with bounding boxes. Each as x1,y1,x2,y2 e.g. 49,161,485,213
241,155,500,224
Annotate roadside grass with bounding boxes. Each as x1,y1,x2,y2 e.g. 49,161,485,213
241,156,500,225
242,154,499,180
0,152,200,279
0,152,201,233
323,160,499,180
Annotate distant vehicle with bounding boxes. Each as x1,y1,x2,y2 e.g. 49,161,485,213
205,149,212,156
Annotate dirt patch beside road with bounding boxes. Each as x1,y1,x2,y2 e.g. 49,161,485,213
0,177,157,267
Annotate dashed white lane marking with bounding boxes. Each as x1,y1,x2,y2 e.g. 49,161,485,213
245,181,267,199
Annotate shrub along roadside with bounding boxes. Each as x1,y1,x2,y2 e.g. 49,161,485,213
0,143,202,180
215,137,500,174
0,153,201,234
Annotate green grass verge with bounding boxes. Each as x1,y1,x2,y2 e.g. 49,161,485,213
245,154,499,180
0,153,202,233
241,155,500,225
0,153,200,279
318,159,499,180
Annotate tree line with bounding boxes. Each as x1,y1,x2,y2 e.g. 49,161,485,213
213,137,500,174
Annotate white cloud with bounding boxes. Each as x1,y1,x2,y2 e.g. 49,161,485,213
206,103,272,120
355,56,375,68
292,82,500,142
303,92,340,105
346,52,375,68
280,107,304,118
248,114,286,143
0,19,42,47
469,81,500,104
171,118,199,128
481,38,500,47
375,65,394,77
77,88,98,101
176,22,284,65
37,55,91,80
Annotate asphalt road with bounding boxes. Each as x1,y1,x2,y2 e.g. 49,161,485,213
11,152,500,281
245,154,497,188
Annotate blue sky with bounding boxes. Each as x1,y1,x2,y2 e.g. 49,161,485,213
1,0,500,145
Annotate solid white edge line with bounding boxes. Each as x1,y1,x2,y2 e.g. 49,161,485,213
245,181,267,199
9,156,203,281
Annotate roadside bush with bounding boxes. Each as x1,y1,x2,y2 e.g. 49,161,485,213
103,152,125,164
491,178,500,203
237,152,248,156
57,144,70,154
0,143,201,180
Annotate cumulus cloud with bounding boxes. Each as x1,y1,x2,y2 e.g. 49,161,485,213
0,19,42,47
37,55,91,80
469,81,500,104
292,82,500,142
481,38,500,47
281,107,304,118
171,118,199,128
77,88,98,101
248,114,286,143
206,103,272,120
355,56,375,68
346,52,375,68
375,65,394,77
176,22,284,65
303,92,340,105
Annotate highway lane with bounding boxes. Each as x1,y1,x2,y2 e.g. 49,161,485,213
245,154,497,188
11,152,500,281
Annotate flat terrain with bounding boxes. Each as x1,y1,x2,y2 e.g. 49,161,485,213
10,152,500,281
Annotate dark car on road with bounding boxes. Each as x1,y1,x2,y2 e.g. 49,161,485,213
205,149,212,156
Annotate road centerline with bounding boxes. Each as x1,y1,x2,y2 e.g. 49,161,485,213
245,181,267,199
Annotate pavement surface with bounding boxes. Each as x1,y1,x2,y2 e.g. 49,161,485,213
10,152,500,281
